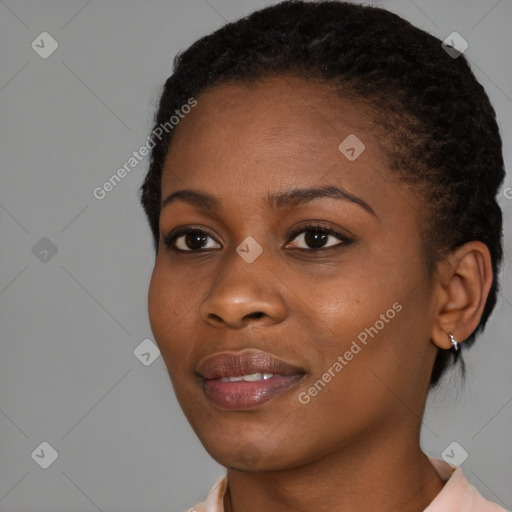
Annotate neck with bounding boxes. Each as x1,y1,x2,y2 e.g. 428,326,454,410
223,428,445,512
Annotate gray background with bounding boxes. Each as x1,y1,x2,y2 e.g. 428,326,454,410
0,0,511,511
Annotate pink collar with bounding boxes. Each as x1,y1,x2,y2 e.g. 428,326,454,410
194,457,507,512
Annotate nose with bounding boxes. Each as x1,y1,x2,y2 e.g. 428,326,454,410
199,253,287,329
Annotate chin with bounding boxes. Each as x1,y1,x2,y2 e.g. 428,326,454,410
199,432,313,472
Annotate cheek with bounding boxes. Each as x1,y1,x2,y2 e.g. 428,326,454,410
298,247,432,394
147,261,191,370
148,264,168,342
300,259,404,345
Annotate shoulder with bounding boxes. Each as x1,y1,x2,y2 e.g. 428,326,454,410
426,457,509,512
189,475,228,512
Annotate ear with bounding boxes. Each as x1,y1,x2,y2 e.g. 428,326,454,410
431,241,493,349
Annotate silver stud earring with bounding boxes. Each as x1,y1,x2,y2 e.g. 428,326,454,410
449,333,459,352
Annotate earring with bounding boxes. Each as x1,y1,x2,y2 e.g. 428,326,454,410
449,333,459,352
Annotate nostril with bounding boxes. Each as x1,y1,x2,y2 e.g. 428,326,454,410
245,312,265,320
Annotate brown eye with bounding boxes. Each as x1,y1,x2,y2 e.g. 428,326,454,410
163,228,221,252
286,225,350,250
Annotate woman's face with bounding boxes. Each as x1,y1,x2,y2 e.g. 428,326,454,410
148,76,440,470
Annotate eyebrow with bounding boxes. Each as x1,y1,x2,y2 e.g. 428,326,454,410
160,185,377,217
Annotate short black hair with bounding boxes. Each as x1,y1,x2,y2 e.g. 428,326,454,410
139,0,505,386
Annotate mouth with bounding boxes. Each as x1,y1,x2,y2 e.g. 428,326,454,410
197,349,306,410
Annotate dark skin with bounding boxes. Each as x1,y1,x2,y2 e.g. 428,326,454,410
147,76,493,512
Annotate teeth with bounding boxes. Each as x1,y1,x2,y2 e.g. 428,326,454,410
219,372,274,383
242,372,264,382
219,376,243,382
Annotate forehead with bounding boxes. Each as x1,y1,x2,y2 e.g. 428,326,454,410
163,76,381,182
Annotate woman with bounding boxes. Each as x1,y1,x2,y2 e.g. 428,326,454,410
139,1,508,510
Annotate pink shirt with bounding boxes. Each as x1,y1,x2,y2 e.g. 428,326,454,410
191,458,509,512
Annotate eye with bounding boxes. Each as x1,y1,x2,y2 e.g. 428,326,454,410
163,227,221,252
285,224,351,251
163,223,352,253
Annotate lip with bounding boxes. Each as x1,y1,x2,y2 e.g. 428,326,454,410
197,349,305,410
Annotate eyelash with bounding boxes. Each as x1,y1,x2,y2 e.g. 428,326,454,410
162,223,353,253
